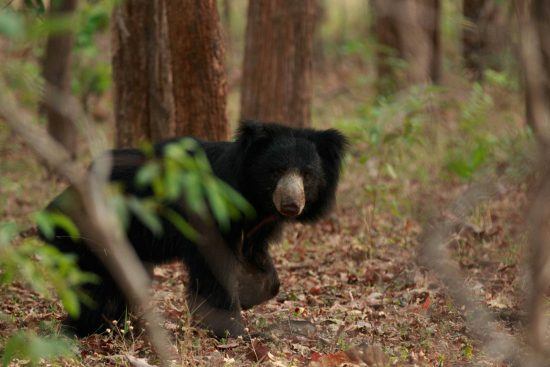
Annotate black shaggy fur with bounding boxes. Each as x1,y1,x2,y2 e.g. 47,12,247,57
40,121,348,337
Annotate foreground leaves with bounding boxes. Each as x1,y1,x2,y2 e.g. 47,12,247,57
2,332,73,367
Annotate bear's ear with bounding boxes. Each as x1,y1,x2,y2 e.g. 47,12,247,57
311,129,349,167
236,120,267,141
235,120,272,154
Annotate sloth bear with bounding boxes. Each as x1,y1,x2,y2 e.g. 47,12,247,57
40,121,347,337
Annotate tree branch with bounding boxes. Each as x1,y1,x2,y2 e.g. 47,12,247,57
0,79,175,365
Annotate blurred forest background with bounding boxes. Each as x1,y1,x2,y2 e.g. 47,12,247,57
1,0,550,366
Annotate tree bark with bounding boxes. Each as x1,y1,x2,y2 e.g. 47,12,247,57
240,0,316,128
520,0,550,146
112,0,175,148
146,0,176,144
222,0,231,29
312,0,326,72
463,0,508,80
165,0,229,141
516,0,550,353
42,0,78,156
372,0,441,94
372,0,402,95
397,0,441,84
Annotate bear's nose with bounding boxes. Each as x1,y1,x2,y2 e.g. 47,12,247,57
273,170,305,217
280,201,301,217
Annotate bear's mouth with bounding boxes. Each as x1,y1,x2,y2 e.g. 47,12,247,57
272,170,305,218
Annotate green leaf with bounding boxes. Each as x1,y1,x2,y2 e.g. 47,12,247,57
0,222,18,246
181,173,206,216
160,207,199,242
2,332,73,365
2,332,26,367
385,163,398,179
135,161,160,188
59,289,80,318
163,160,182,200
204,179,230,231
48,212,80,240
218,182,255,219
35,212,54,240
26,334,72,364
446,159,470,179
110,190,130,229
127,197,163,236
35,211,79,240
164,144,186,161
0,11,24,39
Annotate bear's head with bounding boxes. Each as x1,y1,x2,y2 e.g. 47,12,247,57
236,121,348,222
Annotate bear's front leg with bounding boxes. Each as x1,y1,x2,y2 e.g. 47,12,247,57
186,259,245,337
187,294,244,337
238,245,280,310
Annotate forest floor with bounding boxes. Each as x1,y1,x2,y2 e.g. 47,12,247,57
0,66,537,366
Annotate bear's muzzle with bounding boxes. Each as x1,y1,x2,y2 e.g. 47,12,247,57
273,170,305,217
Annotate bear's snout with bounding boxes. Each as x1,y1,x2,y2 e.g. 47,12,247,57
273,170,305,217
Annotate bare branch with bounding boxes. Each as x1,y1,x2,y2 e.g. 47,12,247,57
0,79,175,365
419,180,547,366
515,0,550,356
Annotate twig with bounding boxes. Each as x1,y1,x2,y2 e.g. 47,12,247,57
516,0,550,356
0,79,175,365
419,180,547,366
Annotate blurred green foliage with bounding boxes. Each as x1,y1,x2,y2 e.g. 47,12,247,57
0,0,116,111
72,2,113,106
125,138,255,238
2,332,72,367
334,70,529,217
0,222,93,365
0,222,97,319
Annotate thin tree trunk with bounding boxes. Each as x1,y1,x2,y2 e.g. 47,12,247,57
313,0,326,72
146,0,175,143
222,0,231,29
112,0,175,148
372,0,441,94
372,0,402,95
240,0,316,128
463,0,508,80
398,0,441,85
516,0,550,353
430,0,442,83
42,0,78,156
520,0,550,146
165,0,229,141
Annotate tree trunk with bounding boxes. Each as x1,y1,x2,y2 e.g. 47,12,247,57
240,0,316,128
521,0,550,145
397,0,441,85
372,0,402,95
429,0,442,83
42,0,78,156
463,0,508,80
516,0,550,352
372,0,441,94
312,0,326,72
165,0,229,141
222,0,231,29
112,0,175,148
